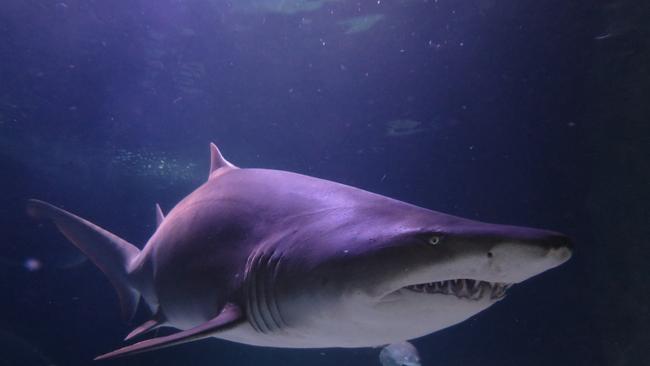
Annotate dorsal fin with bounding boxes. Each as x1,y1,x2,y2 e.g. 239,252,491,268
209,142,236,179
155,204,164,227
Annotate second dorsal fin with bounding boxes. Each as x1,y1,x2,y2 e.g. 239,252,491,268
209,142,236,179
124,308,165,341
155,204,165,227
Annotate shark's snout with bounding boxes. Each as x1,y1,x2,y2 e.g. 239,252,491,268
523,228,572,250
512,228,572,262
479,226,573,284
366,219,573,305
542,232,573,260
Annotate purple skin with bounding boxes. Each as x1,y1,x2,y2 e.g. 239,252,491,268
27,143,572,360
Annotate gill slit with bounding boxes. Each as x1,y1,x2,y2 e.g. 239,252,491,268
245,250,265,333
254,252,273,332
267,253,287,329
246,248,286,334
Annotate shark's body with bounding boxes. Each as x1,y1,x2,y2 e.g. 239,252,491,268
27,144,572,360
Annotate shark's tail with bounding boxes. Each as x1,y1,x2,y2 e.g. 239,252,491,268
26,199,141,320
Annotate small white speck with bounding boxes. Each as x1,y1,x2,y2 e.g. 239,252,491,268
24,258,42,272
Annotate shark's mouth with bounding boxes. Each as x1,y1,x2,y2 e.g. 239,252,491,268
404,279,513,300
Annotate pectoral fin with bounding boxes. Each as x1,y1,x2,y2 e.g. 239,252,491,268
95,303,243,360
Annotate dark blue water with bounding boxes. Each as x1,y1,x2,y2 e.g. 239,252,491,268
1,0,648,365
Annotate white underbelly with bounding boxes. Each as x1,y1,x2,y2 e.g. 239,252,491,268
211,320,435,349
213,323,381,349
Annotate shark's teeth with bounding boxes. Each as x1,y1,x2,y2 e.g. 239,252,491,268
404,279,512,301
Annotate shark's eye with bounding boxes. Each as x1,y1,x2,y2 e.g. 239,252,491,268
428,235,441,246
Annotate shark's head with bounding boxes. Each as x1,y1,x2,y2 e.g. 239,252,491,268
269,202,572,346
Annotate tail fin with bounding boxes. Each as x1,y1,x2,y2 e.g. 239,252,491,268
27,199,141,320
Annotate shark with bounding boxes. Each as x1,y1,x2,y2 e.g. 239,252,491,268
26,143,572,360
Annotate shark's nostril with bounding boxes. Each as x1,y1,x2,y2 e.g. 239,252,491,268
548,246,572,262
487,251,493,258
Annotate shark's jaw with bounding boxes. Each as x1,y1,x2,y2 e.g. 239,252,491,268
402,279,513,301
364,219,573,304
369,234,572,309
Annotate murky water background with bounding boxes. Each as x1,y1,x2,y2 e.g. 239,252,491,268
1,0,648,365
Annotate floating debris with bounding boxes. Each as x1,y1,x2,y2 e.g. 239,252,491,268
111,149,200,183
0,249,84,272
339,14,385,34
23,258,43,272
385,119,426,137
379,341,421,366
232,0,338,15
